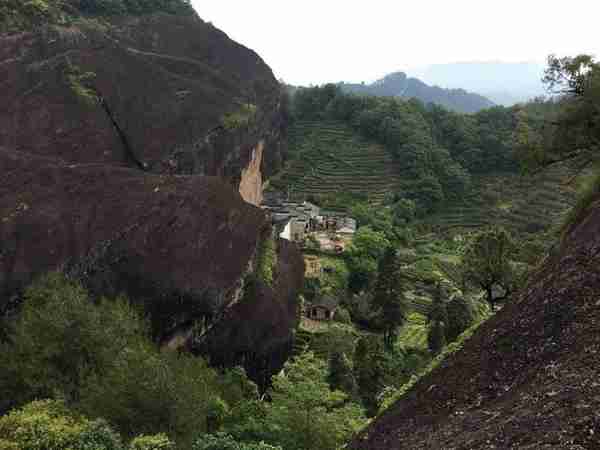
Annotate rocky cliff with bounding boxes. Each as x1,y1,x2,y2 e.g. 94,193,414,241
0,10,301,382
350,201,600,449
0,12,287,194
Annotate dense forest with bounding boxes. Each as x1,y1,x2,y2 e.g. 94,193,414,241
340,71,495,113
289,82,559,215
0,0,599,443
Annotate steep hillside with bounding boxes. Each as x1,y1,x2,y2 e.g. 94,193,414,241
268,120,406,207
341,72,495,113
0,8,301,382
0,11,287,203
419,165,578,234
350,198,600,449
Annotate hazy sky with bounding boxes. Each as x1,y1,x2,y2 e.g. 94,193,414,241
192,0,600,86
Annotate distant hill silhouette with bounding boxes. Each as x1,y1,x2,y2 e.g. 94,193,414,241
340,72,495,113
414,61,546,106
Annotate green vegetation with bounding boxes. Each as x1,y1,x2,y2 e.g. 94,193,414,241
1,0,195,32
461,226,517,308
340,71,494,113
222,104,258,131
64,61,98,107
0,273,221,448
427,284,447,354
379,317,486,413
0,273,369,450
268,120,405,208
192,434,281,450
256,236,277,286
0,399,167,450
372,247,407,350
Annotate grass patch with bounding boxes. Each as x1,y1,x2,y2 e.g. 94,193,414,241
560,170,600,236
256,235,277,286
379,317,486,413
221,103,257,131
64,62,98,107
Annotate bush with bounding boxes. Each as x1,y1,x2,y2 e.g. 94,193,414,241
0,272,149,411
0,272,222,449
192,433,281,450
445,296,475,343
130,434,175,450
333,307,352,324
80,348,220,447
0,400,123,450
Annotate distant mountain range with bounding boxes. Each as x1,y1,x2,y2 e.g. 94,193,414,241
413,61,547,106
340,72,495,113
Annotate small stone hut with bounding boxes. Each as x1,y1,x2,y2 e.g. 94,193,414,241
306,296,339,321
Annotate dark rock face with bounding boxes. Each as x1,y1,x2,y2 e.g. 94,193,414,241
0,13,287,186
194,238,305,388
0,13,300,381
350,200,600,449
0,147,265,330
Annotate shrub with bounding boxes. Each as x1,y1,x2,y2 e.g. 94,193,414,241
129,434,175,450
256,236,277,286
0,272,222,449
222,104,258,131
0,400,123,450
0,272,149,411
445,296,474,343
80,348,220,447
192,433,281,450
333,306,352,324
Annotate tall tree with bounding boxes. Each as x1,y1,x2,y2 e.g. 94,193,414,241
353,336,388,416
427,283,448,354
462,226,516,309
540,55,600,171
372,247,407,350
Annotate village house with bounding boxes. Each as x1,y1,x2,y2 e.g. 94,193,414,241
305,296,339,321
261,196,356,244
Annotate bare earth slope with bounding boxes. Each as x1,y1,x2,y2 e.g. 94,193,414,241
351,200,600,449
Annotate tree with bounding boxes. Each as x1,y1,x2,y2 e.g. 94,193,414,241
0,400,124,450
192,433,281,450
327,351,357,397
0,272,149,411
265,352,366,450
407,175,445,214
462,227,516,308
372,247,407,350
346,227,390,292
445,296,475,343
0,273,223,448
392,198,416,225
353,336,388,416
427,283,448,354
539,55,600,171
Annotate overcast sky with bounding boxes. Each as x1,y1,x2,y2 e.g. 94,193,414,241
191,0,600,86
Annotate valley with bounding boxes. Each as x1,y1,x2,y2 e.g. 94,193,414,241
0,1,599,449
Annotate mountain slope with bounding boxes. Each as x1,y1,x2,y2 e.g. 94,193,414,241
268,120,406,206
350,196,600,449
341,72,495,113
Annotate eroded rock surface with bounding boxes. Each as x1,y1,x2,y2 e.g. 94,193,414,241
0,13,287,186
0,12,300,382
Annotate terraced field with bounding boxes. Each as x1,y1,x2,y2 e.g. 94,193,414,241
269,120,406,206
419,166,578,234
